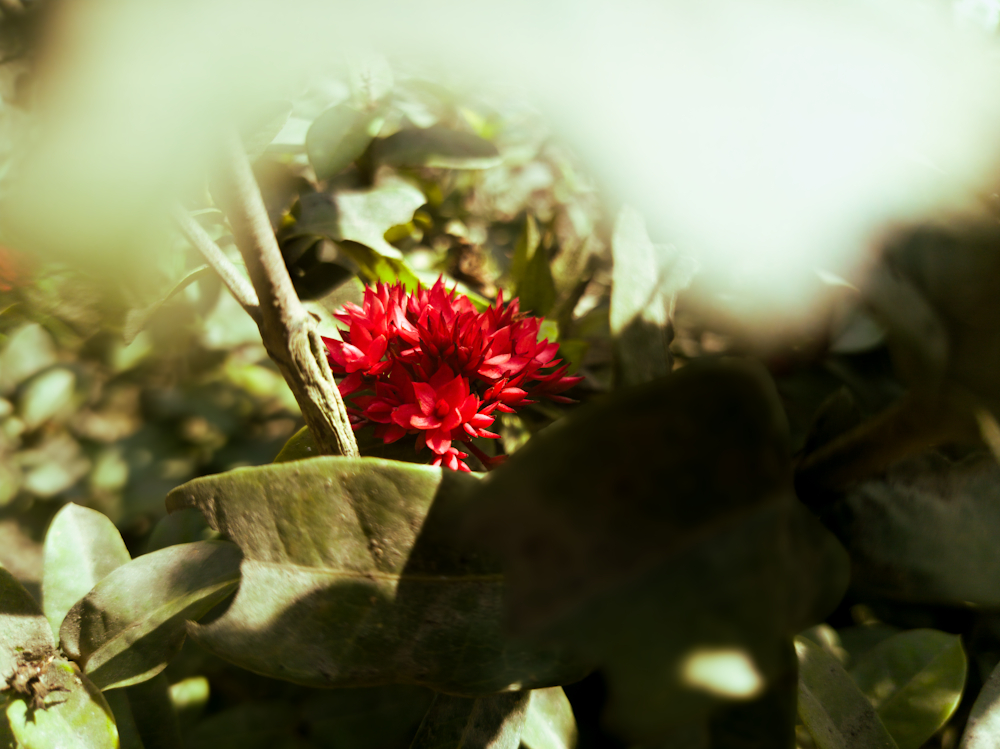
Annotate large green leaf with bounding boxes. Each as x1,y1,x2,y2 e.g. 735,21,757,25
0,567,54,691
306,103,379,181
409,691,531,749
373,126,501,170
241,101,293,162
165,458,588,694
42,504,132,641
961,655,1000,748
4,661,118,749
59,541,242,691
823,453,1000,606
795,636,897,749
463,359,849,742
849,629,965,749
519,688,577,749
121,675,180,749
609,206,696,388
295,176,425,259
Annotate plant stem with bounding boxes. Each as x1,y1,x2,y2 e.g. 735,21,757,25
171,205,262,323
211,131,359,458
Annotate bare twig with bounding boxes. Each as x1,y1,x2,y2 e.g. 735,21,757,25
210,131,359,458
172,205,261,323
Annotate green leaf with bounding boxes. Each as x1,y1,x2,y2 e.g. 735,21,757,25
298,685,433,749
241,101,293,162
295,176,425,259
182,703,294,749
42,503,132,641
0,567,54,691
59,541,242,691
165,458,588,694
463,359,849,742
409,691,531,749
0,324,57,395
103,691,145,749
373,126,501,170
510,216,540,290
849,629,966,749
519,688,577,749
961,654,1000,748
823,453,1000,607
123,266,211,346
610,206,696,388
515,237,556,318
143,510,211,555
795,636,897,749
122,674,181,749
338,241,420,291
4,660,119,749
837,625,901,669
306,103,379,181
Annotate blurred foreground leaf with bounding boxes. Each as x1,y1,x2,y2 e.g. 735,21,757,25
520,687,577,749
795,636,897,749
961,656,1000,748
464,359,848,741
59,541,242,690
410,691,529,749
306,103,379,181
42,504,132,640
849,629,965,749
165,458,588,693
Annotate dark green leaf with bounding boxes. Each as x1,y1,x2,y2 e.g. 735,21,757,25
409,691,531,749
519,688,577,749
144,510,211,555
610,206,696,388
464,359,848,741
59,541,242,690
373,126,501,170
837,626,900,669
306,104,379,181
294,177,425,259
275,424,427,465
183,702,294,749
0,566,54,691
104,690,145,749
300,685,433,749
961,654,1000,748
795,636,897,749
338,241,420,292
849,629,965,749
823,453,1000,607
242,101,293,162
4,659,118,749
42,503,132,640
123,674,181,749
165,458,588,694
515,238,556,317
510,216,540,290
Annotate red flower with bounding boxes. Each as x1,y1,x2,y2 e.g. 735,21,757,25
323,278,583,471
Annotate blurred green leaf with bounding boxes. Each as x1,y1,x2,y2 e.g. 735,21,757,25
123,266,211,346
306,104,378,181
19,368,75,430
837,626,901,670
520,688,578,749
610,206,696,388
0,323,57,395
123,674,181,749
242,101,293,162
168,676,209,730
165,458,588,694
510,216,540,290
515,237,556,318
104,690,146,749
823,453,1000,607
182,702,293,749
409,691,531,749
4,661,118,749
373,126,501,170
338,241,420,291
849,629,965,749
295,176,425,259
464,359,848,741
59,541,242,690
961,654,1000,748
144,510,211,555
42,503,132,641
795,636,897,749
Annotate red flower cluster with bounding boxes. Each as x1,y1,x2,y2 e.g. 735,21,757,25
323,279,582,471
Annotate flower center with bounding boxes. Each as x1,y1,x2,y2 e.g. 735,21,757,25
434,399,451,418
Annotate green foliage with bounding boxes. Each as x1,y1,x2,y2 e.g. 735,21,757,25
795,636,897,749
165,458,588,693
409,691,530,749
848,629,966,749
59,541,241,690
